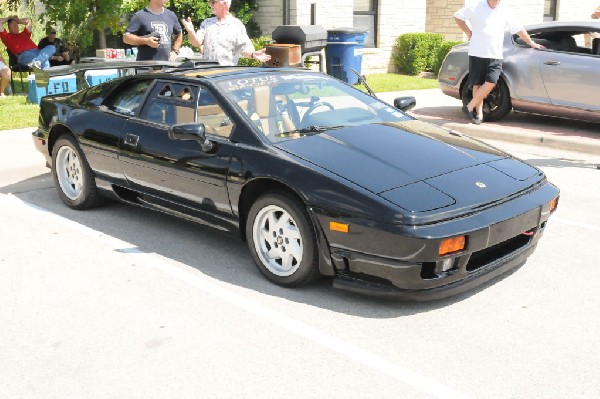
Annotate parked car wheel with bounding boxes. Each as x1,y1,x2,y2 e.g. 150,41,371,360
246,191,320,287
461,77,512,122
52,135,103,210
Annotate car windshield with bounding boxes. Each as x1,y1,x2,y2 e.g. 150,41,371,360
217,72,411,143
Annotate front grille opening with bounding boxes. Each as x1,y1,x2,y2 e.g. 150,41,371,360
467,234,531,272
421,262,436,279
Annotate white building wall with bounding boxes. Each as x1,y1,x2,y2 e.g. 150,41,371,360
253,0,600,75
557,0,599,21
367,0,427,73
506,0,543,26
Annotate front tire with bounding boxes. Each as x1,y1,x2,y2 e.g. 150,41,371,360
52,135,103,210
461,77,512,122
246,191,320,287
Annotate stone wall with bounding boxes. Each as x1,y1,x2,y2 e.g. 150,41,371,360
426,0,464,41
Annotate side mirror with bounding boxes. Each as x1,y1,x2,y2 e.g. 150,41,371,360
169,123,213,152
394,96,416,112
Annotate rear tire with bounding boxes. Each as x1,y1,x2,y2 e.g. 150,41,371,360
461,77,512,122
246,191,320,287
52,135,103,210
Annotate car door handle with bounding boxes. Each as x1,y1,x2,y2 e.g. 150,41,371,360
544,60,561,66
124,133,140,147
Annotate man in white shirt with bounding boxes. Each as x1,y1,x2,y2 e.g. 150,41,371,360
454,0,542,124
181,0,270,66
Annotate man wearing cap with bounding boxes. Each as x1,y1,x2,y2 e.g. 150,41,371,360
123,0,183,61
0,15,55,70
181,0,270,66
38,28,72,66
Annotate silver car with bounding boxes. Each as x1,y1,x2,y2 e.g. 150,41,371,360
439,21,600,122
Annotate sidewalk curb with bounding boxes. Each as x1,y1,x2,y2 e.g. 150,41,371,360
381,88,600,158
442,122,600,156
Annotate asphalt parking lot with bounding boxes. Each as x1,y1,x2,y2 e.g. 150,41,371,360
1,88,599,398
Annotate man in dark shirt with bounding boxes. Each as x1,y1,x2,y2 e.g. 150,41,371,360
123,0,183,61
38,28,72,66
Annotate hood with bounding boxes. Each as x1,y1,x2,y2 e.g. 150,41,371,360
274,121,544,214
273,120,508,194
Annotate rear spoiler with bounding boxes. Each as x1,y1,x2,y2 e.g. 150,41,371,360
32,59,219,92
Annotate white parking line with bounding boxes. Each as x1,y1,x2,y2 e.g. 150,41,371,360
2,193,469,398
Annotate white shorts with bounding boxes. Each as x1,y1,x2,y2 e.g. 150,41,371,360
0,61,8,70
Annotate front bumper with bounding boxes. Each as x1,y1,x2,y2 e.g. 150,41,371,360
332,239,537,301
318,181,559,300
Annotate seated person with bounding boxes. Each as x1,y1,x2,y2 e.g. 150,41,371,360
0,52,11,97
38,28,72,66
0,15,55,70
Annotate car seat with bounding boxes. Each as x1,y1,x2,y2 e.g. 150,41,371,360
558,36,578,53
592,38,600,55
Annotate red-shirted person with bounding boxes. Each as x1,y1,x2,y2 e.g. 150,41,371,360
0,15,55,70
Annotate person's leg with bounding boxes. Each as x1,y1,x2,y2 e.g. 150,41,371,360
467,59,502,120
17,49,37,66
470,82,496,118
0,66,10,96
35,45,56,69
466,56,486,117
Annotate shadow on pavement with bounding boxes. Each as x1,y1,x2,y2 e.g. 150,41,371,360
3,173,523,319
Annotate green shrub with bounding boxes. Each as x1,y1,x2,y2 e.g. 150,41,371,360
393,32,445,75
432,40,463,75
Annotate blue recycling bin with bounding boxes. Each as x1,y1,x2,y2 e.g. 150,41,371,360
325,29,368,84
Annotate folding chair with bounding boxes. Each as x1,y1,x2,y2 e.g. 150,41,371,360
6,49,33,94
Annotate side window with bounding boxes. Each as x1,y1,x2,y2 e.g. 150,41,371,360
140,81,197,125
197,86,234,138
105,79,153,116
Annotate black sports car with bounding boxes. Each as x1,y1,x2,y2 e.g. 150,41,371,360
32,62,559,300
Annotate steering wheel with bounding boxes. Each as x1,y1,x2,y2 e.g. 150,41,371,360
275,95,302,127
301,101,335,126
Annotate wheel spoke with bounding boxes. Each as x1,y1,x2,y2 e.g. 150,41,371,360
260,227,272,242
267,247,280,260
283,223,301,240
287,240,302,261
281,252,295,270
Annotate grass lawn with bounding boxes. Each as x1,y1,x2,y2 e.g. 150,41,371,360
0,94,39,130
0,72,438,131
359,72,439,92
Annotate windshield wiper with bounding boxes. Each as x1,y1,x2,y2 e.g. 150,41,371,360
277,125,346,137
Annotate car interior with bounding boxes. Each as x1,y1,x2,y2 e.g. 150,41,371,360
514,29,600,55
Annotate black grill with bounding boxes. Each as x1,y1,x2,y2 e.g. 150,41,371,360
272,25,327,54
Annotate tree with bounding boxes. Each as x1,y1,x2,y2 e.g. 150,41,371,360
35,0,262,53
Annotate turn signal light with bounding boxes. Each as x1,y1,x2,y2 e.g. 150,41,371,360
549,197,558,214
329,221,349,233
439,236,466,256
